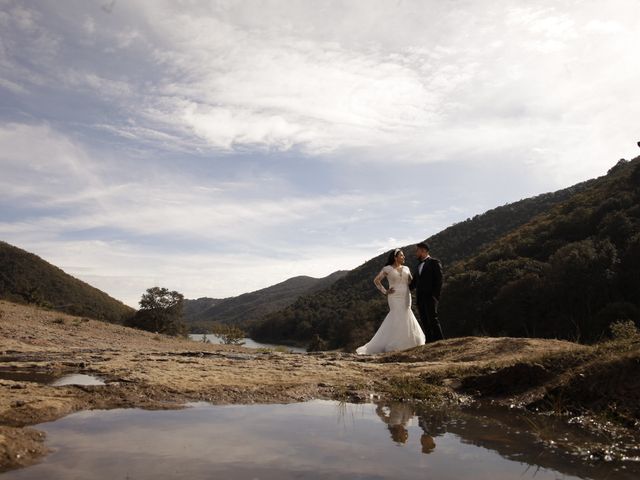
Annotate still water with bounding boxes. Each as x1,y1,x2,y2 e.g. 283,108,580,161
0,371,105,386
49,374,105,386
3,400,638,480
188,334,307,353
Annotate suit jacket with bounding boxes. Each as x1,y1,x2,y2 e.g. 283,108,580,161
410,257,443,302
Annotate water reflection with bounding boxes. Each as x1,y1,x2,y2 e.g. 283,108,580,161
373,401,640,479
375,403,413,444
50,374,105,386
1,400,638,480
374,403,445,454
188,334,307,353
0,370,104,386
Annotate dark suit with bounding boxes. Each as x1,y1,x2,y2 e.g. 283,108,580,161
409,257,444,342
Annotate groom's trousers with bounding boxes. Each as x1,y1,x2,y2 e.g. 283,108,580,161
417,297,444,342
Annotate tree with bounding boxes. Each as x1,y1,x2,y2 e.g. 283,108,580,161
618,234,640,302
547,239,618,341
210,324,246,345
491,273,546,337
126,287,186,336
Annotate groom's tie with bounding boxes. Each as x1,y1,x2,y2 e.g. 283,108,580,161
418,259,425,275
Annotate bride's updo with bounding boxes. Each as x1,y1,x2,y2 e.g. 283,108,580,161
385,248,403,266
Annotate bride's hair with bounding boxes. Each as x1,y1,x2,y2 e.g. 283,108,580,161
385,248,403,266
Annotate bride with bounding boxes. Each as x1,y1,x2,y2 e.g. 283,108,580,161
356,249,426,355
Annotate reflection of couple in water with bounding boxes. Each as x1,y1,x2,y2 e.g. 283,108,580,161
375,402,444,454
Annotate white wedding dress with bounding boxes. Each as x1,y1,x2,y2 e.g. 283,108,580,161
356,265,426,355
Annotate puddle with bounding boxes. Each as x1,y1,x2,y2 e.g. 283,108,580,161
2,400,639,480
0,370,105,386
188,334,307,353
49,374,105,386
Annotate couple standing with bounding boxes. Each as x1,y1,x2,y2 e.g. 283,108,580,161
356,242,443,355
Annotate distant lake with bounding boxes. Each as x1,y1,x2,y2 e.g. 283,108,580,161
188,334,307,353
4,400,637,479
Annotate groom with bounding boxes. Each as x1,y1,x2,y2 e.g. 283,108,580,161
409,242,444,342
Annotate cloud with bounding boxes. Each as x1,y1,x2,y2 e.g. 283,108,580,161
0,122,414,304
140,32,436,153
0,123,104,202
1,123,386,236
60,70,134,98
111,2,640,172
1,0,639,306
0,77,27,94
40,239,370,307
3,1,439,153
4,0,639,170
0,122,388,238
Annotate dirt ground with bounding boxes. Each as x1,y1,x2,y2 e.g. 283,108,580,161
1,300,638,472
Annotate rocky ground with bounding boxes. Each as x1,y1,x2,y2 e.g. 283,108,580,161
1,300,639,472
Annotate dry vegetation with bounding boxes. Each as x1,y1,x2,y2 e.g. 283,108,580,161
1,300,638,472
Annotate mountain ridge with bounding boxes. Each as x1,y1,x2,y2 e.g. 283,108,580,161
0,240,134,323
184,270,349,331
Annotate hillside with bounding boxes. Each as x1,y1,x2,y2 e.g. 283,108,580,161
441,156,640,342
252,158,639,350
183,270,348,331
0,241,133,323
183,296,223,323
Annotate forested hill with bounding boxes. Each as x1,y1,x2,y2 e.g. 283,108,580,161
442,156,640,342
0,241,134,323
183,270,348,331
251,163,602,349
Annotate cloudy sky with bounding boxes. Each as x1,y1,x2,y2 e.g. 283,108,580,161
1,0,639,307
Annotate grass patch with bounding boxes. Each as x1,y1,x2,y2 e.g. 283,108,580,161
71,318,89,327
330,382,371,402
382,375,449,402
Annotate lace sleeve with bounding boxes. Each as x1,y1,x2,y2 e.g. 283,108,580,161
373,267,389,294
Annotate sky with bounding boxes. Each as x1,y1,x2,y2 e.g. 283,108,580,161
1,0,639,307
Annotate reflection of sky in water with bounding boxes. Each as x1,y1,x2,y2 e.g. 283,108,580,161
50,374,105,386
1,401,635,480
188,334,307,353
0,372,104,386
